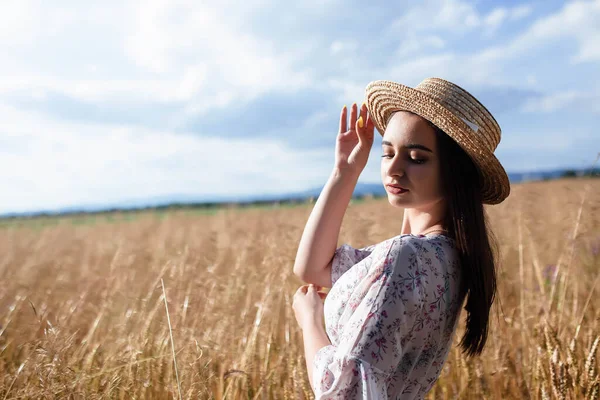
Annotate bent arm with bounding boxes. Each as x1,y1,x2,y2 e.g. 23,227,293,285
293,168,359,285
302,320,332,393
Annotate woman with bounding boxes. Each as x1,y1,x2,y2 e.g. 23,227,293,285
292,78,510,399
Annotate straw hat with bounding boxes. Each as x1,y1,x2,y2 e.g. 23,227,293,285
365,77,510,205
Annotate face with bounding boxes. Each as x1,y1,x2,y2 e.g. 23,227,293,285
380,111,444,209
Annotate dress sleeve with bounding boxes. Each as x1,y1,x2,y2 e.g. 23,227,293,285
331,243,376,286
313,239,424,399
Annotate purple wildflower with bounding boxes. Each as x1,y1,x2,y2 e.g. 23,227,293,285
543,264,557,283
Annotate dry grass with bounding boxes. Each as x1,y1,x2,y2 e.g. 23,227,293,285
0,178,599,399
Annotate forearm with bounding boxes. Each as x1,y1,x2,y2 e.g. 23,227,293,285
302,320,332,392
293,168,359,279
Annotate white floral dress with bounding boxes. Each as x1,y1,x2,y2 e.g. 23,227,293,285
312,234,464,399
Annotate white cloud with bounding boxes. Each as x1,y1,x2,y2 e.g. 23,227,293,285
383,0,600,87
0,103,332,213
500,131,577,151
0,71,209,104
0,0,43,47
526,74,538,86
303,111,332,129
385,53,459,85
507,0,600,63
497,128,596,171
327,79,370,105
395,35,445,57
0,0,314,118
510,5,533,20
483,3,533,34
124,0,313,109
484,8,508,34
521,91,600,113
330,40,358,55
389,0,480,34
389,0,533,37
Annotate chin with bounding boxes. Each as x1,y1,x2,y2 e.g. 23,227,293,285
387,193,412,208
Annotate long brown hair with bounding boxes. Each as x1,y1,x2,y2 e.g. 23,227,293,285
430,119,500,357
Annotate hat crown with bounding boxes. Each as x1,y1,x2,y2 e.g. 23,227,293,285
414,78,501,151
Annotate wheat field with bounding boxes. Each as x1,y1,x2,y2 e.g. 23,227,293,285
0,178,599,399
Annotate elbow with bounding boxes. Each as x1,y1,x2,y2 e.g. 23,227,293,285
295,273,309,284
293,253,314,281
293,262,315,284
294,257,334,287
293,263,308,282
293,260,305,280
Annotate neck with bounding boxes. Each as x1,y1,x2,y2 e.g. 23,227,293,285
400,200,446,236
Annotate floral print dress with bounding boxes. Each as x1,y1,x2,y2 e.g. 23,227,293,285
312,234,463,399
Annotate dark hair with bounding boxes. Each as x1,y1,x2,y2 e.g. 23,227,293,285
429,119,499,357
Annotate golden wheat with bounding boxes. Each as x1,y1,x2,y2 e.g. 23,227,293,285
0,178,599,399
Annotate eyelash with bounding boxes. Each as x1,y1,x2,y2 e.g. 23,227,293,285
381,154,426,164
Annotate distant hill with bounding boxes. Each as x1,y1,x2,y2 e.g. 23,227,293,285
1,166,598,218
507,169,567,182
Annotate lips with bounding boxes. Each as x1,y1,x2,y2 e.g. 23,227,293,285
386,184,408,191
386,184,409,194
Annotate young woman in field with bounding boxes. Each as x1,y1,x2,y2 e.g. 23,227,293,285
292,78,510,399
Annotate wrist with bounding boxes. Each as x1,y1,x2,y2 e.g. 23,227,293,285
331,167,361,183
302,315,325,332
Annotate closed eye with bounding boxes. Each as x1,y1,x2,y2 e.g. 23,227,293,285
381,154,427,164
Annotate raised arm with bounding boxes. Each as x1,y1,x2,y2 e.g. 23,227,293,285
293,103,375,287
293,168,358,286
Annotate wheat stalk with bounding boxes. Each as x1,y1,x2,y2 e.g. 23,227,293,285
586,336,600,384
161,278,183,400
2,362,26,400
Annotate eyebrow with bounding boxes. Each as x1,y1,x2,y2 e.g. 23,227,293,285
381,140,433,153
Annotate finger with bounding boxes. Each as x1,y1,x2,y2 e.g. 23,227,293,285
359,107,373,137
356,102,366,132
339,105,347,134
356,107,366,145
349,103,357,131
295,285,307,296
318,292,327,299
365,112,375,141
308,284,316,292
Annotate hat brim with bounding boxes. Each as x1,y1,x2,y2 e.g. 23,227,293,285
365,80,510,205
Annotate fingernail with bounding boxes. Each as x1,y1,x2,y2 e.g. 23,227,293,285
358,116,364,128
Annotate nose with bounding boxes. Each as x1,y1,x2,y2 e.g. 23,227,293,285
384,155,406,178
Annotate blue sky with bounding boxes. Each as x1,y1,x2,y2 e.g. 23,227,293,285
1,0,599,213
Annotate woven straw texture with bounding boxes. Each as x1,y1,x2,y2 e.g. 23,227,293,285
365,78,510,205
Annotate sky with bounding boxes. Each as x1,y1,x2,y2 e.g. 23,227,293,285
1,0,599,214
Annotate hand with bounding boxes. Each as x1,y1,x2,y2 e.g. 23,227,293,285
292,284,328,330
334,103,375,176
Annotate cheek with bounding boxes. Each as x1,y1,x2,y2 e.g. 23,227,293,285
408,164,431,177
380,160,390,179
411,164,440,191
424,165,442,194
